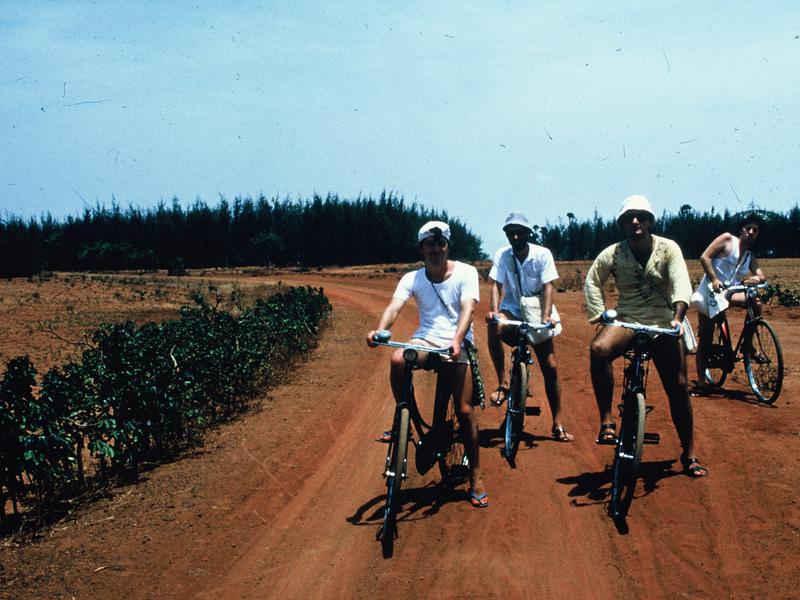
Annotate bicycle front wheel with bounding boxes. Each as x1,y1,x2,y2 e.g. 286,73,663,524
381,406,409,542
436,396,469,488
744,319,784,404
503,361,528,461
703,319,730,388
609,392,645,521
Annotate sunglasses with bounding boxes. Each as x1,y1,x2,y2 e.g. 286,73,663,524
621,211,651,224
504,228,529,238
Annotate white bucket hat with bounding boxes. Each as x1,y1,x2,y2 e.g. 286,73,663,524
502,213,532,232
617,195,655,224
417,220,451,242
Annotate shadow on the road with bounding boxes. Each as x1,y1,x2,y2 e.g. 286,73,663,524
478,423,544,451
693,386,776,407
346,481,468,529
556,458,680,509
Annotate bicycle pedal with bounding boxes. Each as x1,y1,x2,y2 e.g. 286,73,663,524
643,432,660,444
525,406,541,416
645,405,655,414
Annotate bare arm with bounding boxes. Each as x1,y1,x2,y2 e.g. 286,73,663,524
485,278,504,322
449,298,476,360
541,281,555,324
366,296,407,346
748,256,765,284
699,233,733,292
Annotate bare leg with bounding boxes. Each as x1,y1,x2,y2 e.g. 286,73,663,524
532,339,568,434
652,336,696,457
694,312,713,385
589,326,633,426
487,320,507,388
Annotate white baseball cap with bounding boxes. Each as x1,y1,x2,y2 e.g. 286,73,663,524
617,195,655,224
417,220,451,242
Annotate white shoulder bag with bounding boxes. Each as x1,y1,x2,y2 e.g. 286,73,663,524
512,254,562,345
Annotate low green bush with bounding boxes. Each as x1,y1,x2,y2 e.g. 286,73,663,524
0,286,331,529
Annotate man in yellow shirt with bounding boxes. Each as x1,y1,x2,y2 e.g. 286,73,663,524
584,195,707,477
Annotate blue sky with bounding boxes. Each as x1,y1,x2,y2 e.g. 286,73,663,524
2,2,799,253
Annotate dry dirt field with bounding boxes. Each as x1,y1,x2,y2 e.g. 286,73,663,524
1,260,799,599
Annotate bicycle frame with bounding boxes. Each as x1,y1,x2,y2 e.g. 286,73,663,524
371,333,466,548
707,283,766,370
490,317,554,464
600,311,680,523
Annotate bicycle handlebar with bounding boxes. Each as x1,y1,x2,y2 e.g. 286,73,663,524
370,330,454,355
598,310,681,337
722,281,768,295
488,316,556,330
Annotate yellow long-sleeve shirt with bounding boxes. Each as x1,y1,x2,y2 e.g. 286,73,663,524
584,235,692,328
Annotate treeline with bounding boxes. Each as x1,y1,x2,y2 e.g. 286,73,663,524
534,205,800,260
1,286,331,527
0,193,485,278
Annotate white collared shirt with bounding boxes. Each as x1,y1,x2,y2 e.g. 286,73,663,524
489,244,559,316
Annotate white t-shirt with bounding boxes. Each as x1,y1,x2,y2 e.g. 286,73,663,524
488,244,559,316
393,261,480,345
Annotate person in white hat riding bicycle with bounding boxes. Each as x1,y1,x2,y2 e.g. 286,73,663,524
485,212,573,442
584,195,707,477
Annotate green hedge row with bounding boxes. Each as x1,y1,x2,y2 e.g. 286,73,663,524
0,286,331,526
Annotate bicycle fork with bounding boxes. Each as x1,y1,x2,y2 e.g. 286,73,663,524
383,360,416,481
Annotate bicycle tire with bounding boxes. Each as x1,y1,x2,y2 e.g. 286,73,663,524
436,395,469,488
703,319,730,388
744,319,784,404
609,392,645,521
381,406,409,542
503,361,528,461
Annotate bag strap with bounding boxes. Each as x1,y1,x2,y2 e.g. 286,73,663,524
511,252,527,317
429,278,458,325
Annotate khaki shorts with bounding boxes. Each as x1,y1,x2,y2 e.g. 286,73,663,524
410,338,470,365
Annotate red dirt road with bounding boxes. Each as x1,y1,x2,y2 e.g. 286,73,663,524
3,270,799,599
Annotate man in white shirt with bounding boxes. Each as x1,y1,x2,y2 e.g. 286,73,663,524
485,213,573,442
367,221,488,507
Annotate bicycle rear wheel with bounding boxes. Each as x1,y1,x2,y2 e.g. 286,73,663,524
380,406,409,543
703,319,730,388
502,361,528,461
744,319,784,404
609,392,645,521
436,395,469,488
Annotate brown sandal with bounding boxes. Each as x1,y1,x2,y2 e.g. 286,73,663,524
596,422,617,445
490,386,509,407
551,425,574,442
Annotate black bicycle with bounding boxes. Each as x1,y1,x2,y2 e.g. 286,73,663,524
370,331,469,552
701,282,784,404
490,317,553,464
599,310,680,523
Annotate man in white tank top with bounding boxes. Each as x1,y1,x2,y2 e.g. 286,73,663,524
693,213,766,390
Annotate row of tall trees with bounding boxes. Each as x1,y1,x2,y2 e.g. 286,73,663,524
534,205,800,260
0,193,485,277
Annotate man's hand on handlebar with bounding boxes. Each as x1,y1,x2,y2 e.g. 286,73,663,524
670,319,684,335
446,337,462,361
485,310,504,324
367,330,381,347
